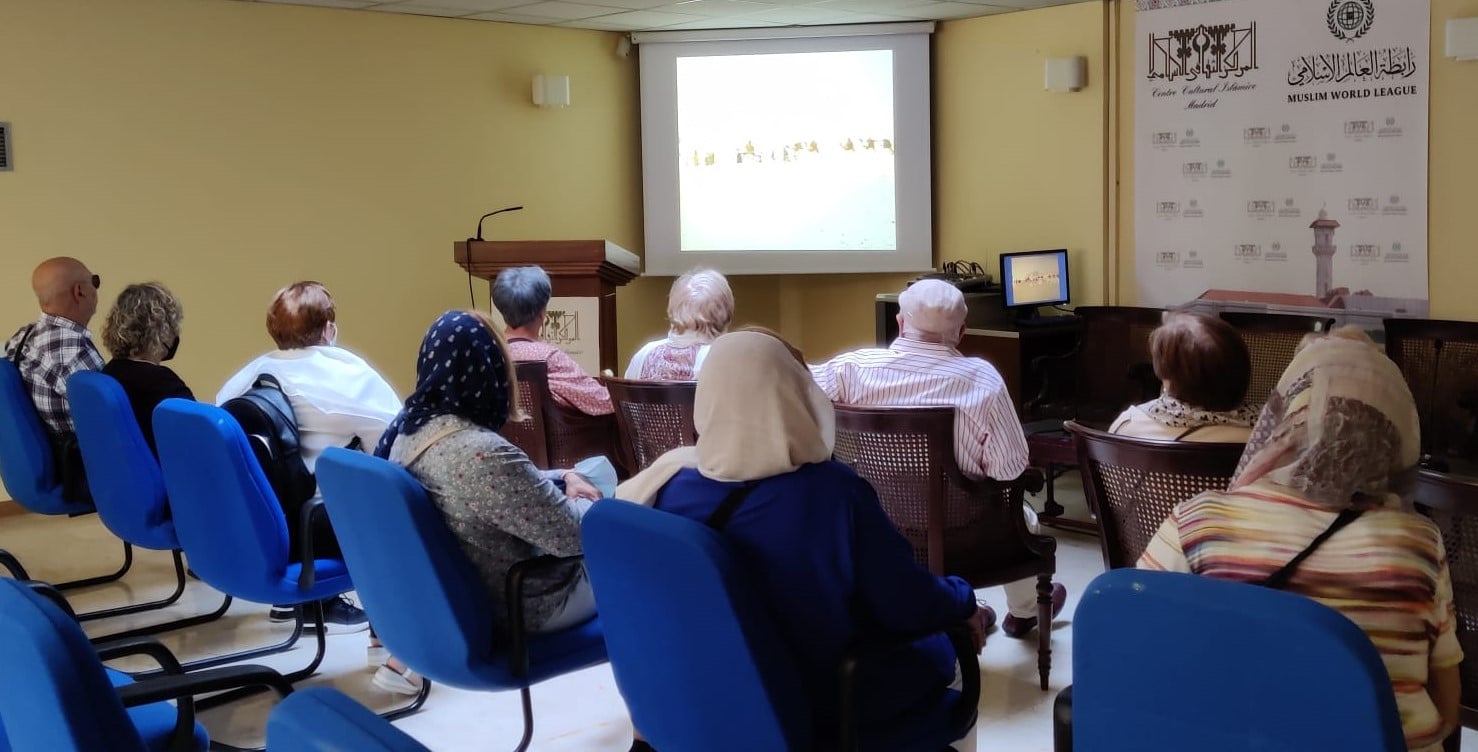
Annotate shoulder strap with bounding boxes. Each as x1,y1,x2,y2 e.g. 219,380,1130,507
1174,425,1206,440
8,324,36,366
705,483,759,532
399,424,471,467
1260,508,1364,590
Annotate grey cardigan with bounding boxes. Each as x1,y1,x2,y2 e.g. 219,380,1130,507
389,415,591,630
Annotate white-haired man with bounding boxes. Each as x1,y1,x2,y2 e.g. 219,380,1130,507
811,279,1065,639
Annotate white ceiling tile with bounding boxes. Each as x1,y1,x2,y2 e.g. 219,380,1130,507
488,0,623,18
558,8,701,26
812,0,933,10
578,0,690,11
829,10,915,20
381,0,541,9
651,15,788,28
743,4,849,22
464,10,560,22
889,1,998,19
662,0,776,16
258,0,379,8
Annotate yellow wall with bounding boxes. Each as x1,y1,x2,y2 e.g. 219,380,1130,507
1114,0,1478,318
934,1,1108,308
0,0,642,396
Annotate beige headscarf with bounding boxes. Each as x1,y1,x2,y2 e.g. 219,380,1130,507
615,330,835,505
1231,327,1420,510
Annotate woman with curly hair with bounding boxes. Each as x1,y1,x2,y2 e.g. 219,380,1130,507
101,282,194,455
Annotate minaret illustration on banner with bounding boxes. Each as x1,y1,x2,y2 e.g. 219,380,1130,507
1310,208,1340,300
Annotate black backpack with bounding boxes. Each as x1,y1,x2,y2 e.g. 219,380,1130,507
223,373,316,508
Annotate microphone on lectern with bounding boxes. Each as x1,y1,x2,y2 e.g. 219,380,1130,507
473,206,524,241
466,206,525,310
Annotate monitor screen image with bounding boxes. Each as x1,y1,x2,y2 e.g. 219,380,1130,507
1001,249,1069,308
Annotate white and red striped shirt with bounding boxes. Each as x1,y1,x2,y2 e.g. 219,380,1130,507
811,338,1029,482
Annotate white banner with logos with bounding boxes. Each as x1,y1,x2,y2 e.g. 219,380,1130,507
1134,0,1429,326
545,296,602,376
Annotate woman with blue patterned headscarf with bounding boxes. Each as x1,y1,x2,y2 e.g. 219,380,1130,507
380,310,601,642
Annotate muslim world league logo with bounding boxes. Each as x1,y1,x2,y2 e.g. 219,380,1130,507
1327,0,1374,43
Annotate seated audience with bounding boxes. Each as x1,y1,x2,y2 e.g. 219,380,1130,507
4,257,105,503
810,279,1064,638
217,281,397,636
1109,311,1257,442
378,310,601,639
618,331,989,752
624,268,733,380
100,282,193,455
1140,327,1461,752
493,266,613,415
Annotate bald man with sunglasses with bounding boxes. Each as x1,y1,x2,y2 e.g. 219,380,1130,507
5,258,106,501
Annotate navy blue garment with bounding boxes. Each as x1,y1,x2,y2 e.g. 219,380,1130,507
654,460,975,741
375,311,511,458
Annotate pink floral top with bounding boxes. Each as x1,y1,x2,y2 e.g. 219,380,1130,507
507,339,613,416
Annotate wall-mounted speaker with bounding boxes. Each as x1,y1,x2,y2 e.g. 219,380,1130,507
1044,56,1087,93
1448,18,1478,61
0,123,10,172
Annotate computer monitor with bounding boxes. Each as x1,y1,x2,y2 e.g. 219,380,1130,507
1000,249,1070,311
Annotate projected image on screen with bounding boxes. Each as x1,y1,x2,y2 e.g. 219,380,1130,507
676,50,896,252
1007,254,1068,307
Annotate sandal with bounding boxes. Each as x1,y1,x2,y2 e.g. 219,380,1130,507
372,663,424,696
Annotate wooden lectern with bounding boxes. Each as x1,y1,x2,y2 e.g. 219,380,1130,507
454,240,641,374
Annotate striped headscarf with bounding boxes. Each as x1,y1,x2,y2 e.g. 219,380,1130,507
374,310,511,458
1231,327,1421,510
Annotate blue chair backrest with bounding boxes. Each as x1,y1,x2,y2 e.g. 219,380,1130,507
315,448,498,689
153,399,291,604
68,371,176,550
0,579,147,752
0,359,70,514
267,687,429,752
581,500,811,752
1073,569,1406,752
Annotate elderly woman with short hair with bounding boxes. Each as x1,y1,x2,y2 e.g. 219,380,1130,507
100,282,193,455
624,268,734,381
1109,311,1258,442
494,266,613,415
216,281,400,641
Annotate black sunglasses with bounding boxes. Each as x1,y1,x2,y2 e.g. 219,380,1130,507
90,274,100,291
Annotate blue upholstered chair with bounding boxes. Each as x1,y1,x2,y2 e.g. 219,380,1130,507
315,448,608,750
0,359,132,588
580,499,980,752
152,398,356,681
65,371,233,638
1055,568,1406,752
267,687,431,752
0,577,292,752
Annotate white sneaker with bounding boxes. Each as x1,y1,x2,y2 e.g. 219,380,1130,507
372,664,424,696
366,645,389,669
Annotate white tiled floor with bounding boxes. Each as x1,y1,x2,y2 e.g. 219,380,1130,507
2,478,1471,750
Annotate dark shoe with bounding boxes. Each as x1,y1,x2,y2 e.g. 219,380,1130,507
1002,583,1067,639
630,740,658,752
307,595,370,635
974,601,998,633
268,604,297,623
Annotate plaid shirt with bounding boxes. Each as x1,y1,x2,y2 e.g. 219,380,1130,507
4,314,105,438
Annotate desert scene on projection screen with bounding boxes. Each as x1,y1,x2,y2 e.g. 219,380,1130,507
1009,255,1065,303
675,49,896,253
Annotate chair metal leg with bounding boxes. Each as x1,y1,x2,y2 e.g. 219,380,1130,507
0,548,28,579
77,548,188,623
513,686,535,752
55,541,133,591
1041,462,1065,518
1036,574,1053,691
